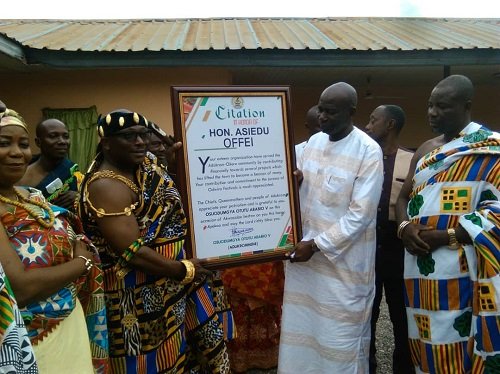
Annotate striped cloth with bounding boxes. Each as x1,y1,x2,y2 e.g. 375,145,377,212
81,153,235,373
0,262,38,373
404,122,500,373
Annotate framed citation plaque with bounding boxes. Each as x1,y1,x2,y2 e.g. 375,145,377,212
171,86,301,268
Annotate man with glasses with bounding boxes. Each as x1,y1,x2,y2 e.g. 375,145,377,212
78,109,234,373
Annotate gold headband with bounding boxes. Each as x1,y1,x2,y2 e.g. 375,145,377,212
0,115,28,132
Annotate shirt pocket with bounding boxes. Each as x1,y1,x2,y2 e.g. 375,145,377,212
319,174,348,207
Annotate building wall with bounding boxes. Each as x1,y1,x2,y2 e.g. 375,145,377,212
0,67,232,146
1,67,498,152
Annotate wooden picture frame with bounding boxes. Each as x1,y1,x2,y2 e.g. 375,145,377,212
171,86,301,269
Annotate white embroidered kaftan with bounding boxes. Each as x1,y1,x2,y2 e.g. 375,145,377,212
278,128,383,373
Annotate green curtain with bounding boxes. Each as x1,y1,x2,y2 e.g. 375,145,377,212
42,106,99,172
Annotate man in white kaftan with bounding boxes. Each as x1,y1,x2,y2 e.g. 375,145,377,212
278,82,383,373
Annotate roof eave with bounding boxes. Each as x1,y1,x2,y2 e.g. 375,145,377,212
0,35,26,62
24,48,500,69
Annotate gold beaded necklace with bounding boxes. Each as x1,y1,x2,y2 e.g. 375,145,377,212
0,188,55,229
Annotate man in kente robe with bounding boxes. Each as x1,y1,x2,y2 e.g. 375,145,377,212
396,74,500,373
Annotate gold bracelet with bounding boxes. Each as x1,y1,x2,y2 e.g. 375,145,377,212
447,228,459,249
77,255,93,274
397,220,411,239
180,260,195,285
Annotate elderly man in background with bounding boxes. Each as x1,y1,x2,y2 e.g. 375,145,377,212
18,119,82,210
278,82,383,372
396,75,500,373
365,104,414,374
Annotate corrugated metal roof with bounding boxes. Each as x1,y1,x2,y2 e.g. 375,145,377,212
0,18,498,53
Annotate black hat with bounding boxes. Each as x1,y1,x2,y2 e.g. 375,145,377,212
97,110,148,138
147,120,167,139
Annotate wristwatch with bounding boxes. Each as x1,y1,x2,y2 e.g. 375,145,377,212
447,228,459,249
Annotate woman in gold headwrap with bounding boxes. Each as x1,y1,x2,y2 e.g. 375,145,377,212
0,112,108,373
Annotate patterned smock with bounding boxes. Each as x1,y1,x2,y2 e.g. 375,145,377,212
0,188,108,373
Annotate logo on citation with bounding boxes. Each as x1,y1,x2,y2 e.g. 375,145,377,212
232,97,244,109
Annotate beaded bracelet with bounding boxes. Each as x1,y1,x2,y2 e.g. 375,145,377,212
397,220,411,239
115,238,144,279
180,260,196,285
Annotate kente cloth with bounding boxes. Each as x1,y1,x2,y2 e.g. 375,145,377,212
34,158,82,202
222,262,284,372
0,187,109,373
222,262,284,305
225,293,281,373
80,153,235,374
278,128,384,373
403,122,500,374
0,263,38,373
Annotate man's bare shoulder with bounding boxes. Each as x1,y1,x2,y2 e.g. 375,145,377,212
414,135,446,161
87,176,138,207
88,176,135,194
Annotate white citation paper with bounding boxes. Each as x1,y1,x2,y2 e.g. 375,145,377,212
182,94,294,260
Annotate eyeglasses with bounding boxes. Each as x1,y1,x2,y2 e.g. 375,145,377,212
110,130,152,142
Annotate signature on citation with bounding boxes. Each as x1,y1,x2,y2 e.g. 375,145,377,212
230,227,254,237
